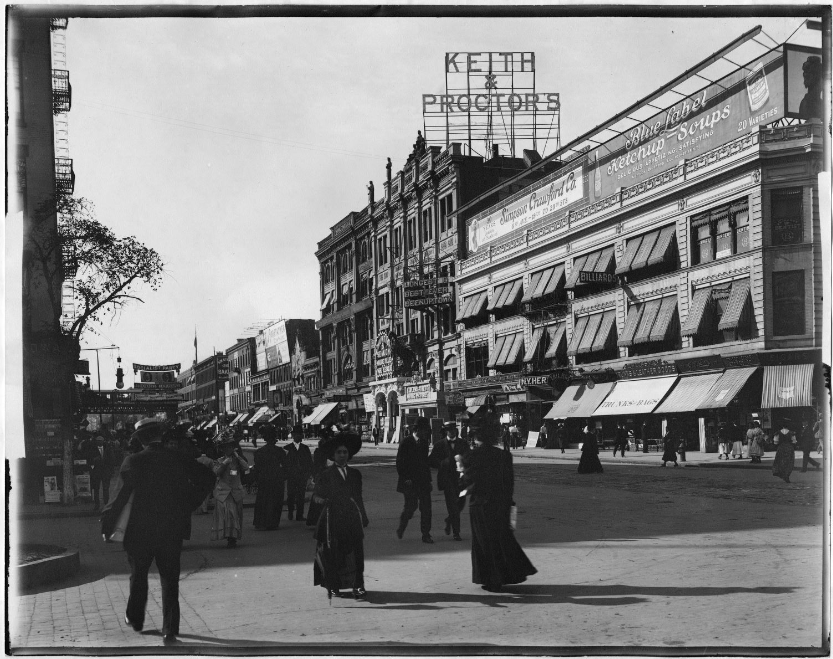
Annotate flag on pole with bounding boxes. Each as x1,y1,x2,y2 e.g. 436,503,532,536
194,328,198,366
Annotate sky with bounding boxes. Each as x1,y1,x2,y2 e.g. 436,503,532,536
59,11,821,389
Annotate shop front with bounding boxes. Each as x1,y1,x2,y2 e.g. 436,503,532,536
544,380,616,447
369,377,405,443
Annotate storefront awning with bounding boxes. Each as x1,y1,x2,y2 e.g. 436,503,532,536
522,265,565,302
487,332,524,368
458,291,488,320
593,376,678,416
545,381,616,419
303,401,339,426
247,406,272,425
487,279,523,311
205,417,218,429
543,323,567,359
761,364,814,408
654,372,724,414
228,412,245,426
237,413,252,426
696,367,758,409
524,327,546,362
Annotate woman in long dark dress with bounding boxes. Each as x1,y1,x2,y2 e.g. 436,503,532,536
660,429,679,467
577,426,604,473
460,411,537,592
772,422,797,483
312,432,369,601
252,424,286,530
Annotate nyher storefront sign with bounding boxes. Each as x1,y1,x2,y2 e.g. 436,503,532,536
468,165,583,253
590,49,787,201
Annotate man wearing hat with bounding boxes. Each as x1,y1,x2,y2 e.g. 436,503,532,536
101,417,215,645
429,421,469,541
80,431,117,509
284,425,313,521
396,416,434,543
252,424,287,530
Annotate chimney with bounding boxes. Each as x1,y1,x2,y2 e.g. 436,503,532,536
522,149,542,167
491,144,500,159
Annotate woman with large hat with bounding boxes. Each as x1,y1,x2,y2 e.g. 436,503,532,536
459,409,537,592
311,431,369,601
210,430,249,548
772,419,798,483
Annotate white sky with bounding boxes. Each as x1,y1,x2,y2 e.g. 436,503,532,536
62,13,820,389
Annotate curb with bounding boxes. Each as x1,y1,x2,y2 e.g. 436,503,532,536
15,546,80,589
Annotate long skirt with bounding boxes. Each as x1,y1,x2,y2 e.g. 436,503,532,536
305,498,323,527
772,443,795,482
469,504,537,588
313,505,364,591
748,439,764,458
253,480,284,530
577,450,603,473
661,446,678,464
211,496,243,540
731,441,744,457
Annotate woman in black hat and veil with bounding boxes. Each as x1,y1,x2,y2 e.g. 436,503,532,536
311,431,369,601
459,408,537,592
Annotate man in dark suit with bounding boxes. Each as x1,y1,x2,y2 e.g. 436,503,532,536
284,424,313,521
101,417,215,645
82,433,117,509
429,421,469,541
396,416,434,543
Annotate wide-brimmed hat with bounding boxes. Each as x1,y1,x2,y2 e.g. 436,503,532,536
132,417,167,444
469,409,501,444
259,424,277,442
322,432,362,460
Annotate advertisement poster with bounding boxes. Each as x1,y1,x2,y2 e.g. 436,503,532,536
43,476,61,503
784,45,823,119
75,474,92,499
468,164,583,253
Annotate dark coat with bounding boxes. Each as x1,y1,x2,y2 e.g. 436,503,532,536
101,444,215,549
253,443,286,485
429,436,469,492
82,439,117,475
396,434,432,493
460,443,513,508
284,441,313,480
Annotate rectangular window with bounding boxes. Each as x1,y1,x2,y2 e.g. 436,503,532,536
439,194,454,233
691,197,749,265
466,343,489,378
422,207,433,243
735,207,750,253
715,216,733,259
772,270,805,336
771,188,803,246
697,222,714,263
393,227,402,257
407,216,416,250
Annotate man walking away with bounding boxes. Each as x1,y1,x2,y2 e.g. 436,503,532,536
252,424,287,530
372,424,380,446
429,421,469,541
396,416,434,543
285,425,313,521
799,418,821,472
613,422,628,457
101,418,215,645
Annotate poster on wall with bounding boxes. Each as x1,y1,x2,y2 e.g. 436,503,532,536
43,476,61,503
75,474,92,499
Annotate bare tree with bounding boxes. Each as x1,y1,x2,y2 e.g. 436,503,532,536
27,195,164,503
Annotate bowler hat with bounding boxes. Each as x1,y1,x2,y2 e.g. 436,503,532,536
322,432,362,460
408,416,430,431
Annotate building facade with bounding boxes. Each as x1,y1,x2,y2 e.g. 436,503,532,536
226,338,255,416
453,41,825,450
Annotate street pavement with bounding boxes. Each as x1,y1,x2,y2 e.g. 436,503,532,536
8,441,826,653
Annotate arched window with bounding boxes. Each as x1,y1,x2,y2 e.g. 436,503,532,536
425,358,436,378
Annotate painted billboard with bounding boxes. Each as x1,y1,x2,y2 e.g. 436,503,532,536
590,48,787,201
468,164,584,253
260,321,291,370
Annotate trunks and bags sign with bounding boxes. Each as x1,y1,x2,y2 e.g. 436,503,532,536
467,48,796,255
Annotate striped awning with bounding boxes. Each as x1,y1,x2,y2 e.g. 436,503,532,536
566,314,590,356
761,364,814,408
590,311,617,353
717,279,751,331
654,372,724,413
543,323,567,359
228,412,245,426
696,367,758,409
458,291,488,320
680,287,713,337
487,279,523,311
488,332,524,368
522,265,565,302
649,296,679,343
523,327,546,362
633,298,663,345
647,225,677,267
303,401,339,426
630,230,660,272
205,417,218,429
545,381,616,419
247,406,272,425
618,304,644,347
565,246,616,289
320,290,333,309
577,312,604,354
616,225,678,275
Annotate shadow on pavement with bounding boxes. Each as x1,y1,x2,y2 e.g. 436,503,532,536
361,583,795,609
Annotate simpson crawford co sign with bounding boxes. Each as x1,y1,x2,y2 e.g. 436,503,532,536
467,48,797,255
